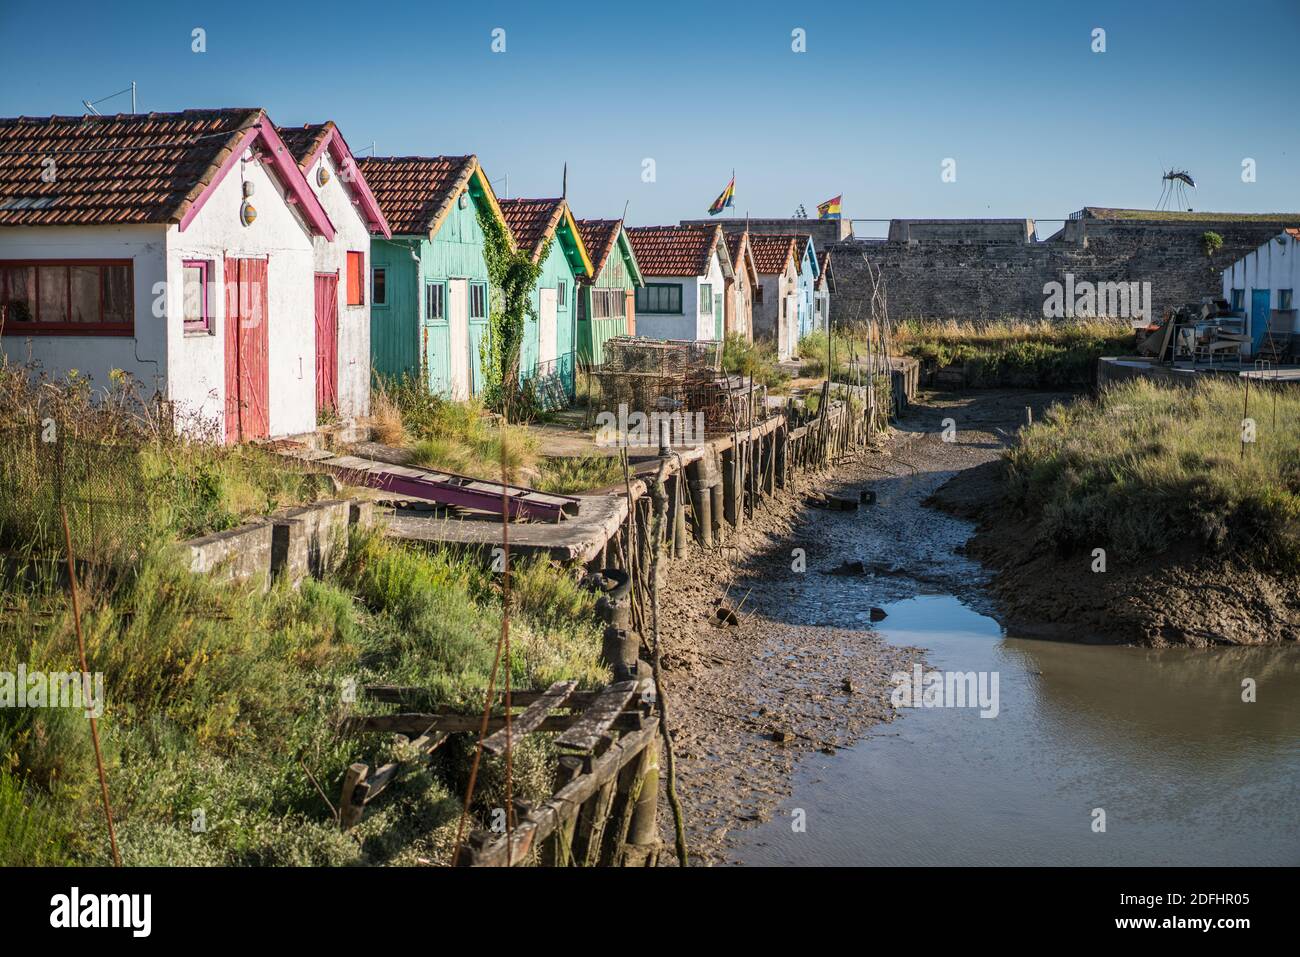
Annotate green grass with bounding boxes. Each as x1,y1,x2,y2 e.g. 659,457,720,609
0,528,607,865
1004,378,1300,570
535,455,625,493
0,363,333,555
893,318,1135,388
377,375,540,481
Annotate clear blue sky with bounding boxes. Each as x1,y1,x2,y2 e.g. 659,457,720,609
2,0,1296,228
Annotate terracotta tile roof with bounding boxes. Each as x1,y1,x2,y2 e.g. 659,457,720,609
626,225,720,277
355,155,478,236
748,234,797,275
500,198,566,260
791,234,813,267
276,122,335,170
725,230,756,284
0,108,262,227
817,251,833,288
574,218,622,278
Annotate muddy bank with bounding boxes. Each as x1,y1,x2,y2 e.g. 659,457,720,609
932,448,1300,649
655,389,1068,864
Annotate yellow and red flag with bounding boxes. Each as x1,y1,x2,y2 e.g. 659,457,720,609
817,195,842,220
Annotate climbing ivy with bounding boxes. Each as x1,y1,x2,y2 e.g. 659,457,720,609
1201,230,1224,258
477,206,550,420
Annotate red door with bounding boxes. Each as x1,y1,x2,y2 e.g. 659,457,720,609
223,258,270,443
314,272,339,416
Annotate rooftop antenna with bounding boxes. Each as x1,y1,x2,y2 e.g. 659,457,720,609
562,162,567,200
621,199,629,223
354,141,377,157
490,174,509,200
82,81,136,115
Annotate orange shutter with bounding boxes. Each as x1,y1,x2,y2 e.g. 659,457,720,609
346,251,364,305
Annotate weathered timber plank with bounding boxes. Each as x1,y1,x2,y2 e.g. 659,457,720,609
363,684,604,708
343,711,645,737
481,681,576,755
459,719,659,867
554,680,639,752
356,730,448,807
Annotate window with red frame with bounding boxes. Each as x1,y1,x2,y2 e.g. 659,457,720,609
0,260,133,333
182,259,212,334
346,251,364,306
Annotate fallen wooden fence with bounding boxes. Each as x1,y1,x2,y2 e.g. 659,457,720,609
339,677,662,867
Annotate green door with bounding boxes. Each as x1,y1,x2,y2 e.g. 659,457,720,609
714,292,723,340
422,279,452,397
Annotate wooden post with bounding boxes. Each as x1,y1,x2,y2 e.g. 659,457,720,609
622,736,660,867
540,755,584,866
339,763,368,830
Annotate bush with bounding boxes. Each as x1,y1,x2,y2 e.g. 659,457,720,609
1005,378,1300,569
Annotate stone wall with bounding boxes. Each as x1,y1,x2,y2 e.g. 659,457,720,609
679,217,850,248
829,213,1300,324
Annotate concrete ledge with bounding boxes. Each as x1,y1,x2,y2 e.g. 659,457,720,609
177,498,370,588
177,521,273,585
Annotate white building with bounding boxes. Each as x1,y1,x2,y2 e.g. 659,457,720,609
278,122,391,421
625,225,732,341
0,108,389,442
1221,229,1299,358
747,234,801,360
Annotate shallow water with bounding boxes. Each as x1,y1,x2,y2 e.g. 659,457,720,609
733,594,1300,866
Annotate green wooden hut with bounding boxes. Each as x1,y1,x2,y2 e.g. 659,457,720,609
356,155,508,399
573,218,643,367
498,198,593,401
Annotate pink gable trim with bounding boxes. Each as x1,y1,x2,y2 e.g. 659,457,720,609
313,127,392,239
179,119,337,240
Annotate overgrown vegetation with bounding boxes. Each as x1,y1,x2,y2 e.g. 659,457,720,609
0,526,606,865
0,362,608,865
893,318,1134,388
722,332,791,392
1004,378,1300,570
0,363,331,553
478,209,548,418
373,374,540,480
535,455,624,493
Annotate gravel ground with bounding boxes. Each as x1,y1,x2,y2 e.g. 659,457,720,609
654,389,1072,864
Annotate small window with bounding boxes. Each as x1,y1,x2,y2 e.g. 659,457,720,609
556,280,567,309
425,281,445,321
1280,289,1294,311
372,267,387,307
470,282,487,319
182,259,211,333
635,283,682,314
0,260,133,333
700,283,713,316
1231,289,1245,312
346,251,364,305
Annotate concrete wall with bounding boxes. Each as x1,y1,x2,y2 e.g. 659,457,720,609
0,223,170,398
830,214,1300,325
752,266,798,359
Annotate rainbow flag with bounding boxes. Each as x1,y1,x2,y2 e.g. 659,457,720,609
708,175,735,216
817,195,842,220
